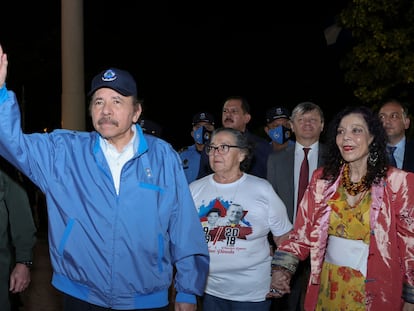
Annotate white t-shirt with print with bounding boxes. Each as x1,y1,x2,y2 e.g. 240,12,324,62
190,173,293,302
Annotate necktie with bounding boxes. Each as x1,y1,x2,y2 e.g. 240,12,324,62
387,146,397,167
298,147,310,207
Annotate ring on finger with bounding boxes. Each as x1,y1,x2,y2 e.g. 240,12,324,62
270,288,283,295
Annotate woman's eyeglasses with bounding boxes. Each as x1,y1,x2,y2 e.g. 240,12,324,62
205,144,241,155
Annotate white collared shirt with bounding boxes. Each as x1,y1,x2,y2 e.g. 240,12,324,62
100,126,137,194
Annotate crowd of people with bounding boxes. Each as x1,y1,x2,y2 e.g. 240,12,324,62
1,41,414,311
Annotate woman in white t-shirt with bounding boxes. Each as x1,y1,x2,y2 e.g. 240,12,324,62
190,127,293,311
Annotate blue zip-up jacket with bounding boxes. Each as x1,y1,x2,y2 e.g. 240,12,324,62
0,87,209,309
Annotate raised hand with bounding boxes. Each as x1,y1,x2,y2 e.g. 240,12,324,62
0,44,8,88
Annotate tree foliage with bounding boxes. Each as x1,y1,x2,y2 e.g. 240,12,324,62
339,0,414,105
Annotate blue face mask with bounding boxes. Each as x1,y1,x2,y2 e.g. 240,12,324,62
268,125,292,144
194,126,212,144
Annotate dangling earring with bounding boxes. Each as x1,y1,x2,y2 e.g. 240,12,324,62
368,151,378,166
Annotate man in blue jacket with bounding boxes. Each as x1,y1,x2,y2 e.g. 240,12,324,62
0,44,209,311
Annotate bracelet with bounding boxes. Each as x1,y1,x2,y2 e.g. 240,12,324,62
271,265,293,274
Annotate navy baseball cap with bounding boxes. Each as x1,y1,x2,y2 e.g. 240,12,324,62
88,68,137,97
265,106,290,123
192,112,215,126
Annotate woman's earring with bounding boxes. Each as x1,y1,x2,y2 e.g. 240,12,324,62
368,151,378,166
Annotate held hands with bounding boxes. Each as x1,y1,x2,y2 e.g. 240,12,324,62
0,44,8,88
266,269,292,299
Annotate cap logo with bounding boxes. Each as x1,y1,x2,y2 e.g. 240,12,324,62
102,69,117,82
192,111,215,125
276,108,283,115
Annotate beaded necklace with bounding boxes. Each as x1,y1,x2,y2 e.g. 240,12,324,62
341,163,368,196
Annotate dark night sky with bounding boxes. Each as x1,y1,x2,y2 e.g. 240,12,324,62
1,1,351,148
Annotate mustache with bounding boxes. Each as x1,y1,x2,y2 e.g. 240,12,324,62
97,118,119,127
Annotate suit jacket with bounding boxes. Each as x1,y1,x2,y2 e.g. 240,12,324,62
266,142,327,223
244,130,272,179
403,139,414,173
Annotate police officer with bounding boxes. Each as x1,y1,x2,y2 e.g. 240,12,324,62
264,106,295,152
178,112,215,183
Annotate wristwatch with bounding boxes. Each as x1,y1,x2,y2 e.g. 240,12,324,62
17,261,33,269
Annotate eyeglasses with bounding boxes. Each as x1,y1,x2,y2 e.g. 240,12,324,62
205,144,241,155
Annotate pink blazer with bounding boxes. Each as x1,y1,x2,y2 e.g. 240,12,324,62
278,166,414,310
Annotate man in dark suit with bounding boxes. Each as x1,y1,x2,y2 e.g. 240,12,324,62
378,99,414,173
197,96,272,179
221,96,271,178
267,101,326,311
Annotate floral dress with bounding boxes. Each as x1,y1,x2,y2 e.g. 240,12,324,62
316,185,371,311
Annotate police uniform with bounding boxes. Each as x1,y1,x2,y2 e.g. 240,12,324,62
179,145,202,183
178,112,215,183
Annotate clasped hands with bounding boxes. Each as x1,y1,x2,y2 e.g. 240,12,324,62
266,268,292,299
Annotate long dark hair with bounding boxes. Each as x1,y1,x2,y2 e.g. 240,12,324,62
322,106,388,186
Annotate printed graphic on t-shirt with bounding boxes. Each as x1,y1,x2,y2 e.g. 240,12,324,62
198,198,252,247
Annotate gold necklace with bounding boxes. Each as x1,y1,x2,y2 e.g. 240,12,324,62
341,163,368,196
345,188,368,209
